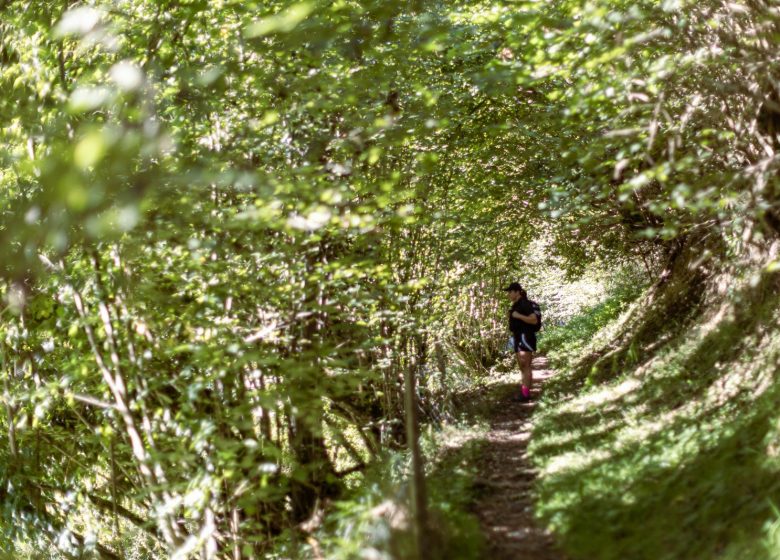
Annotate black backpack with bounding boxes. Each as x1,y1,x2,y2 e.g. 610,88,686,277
529,300,542,332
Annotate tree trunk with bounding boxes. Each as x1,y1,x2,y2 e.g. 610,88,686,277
404,350,429,559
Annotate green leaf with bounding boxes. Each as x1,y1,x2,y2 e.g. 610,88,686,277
244,2,315,38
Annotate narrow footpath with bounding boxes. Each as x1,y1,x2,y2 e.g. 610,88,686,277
473,356,567,560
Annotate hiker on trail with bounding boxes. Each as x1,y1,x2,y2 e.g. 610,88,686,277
504,282,539,402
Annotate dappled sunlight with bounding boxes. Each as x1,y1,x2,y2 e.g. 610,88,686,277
534,255,780,560
3,0,780,557
539,305,780,480
435,422,489,453
542,448,614,478
553,377,641,415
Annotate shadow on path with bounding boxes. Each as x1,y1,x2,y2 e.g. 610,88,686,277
472,356,567,560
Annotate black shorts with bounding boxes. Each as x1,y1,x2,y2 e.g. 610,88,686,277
513,332,537,353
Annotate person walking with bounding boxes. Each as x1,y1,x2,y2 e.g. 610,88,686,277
504,282,539,402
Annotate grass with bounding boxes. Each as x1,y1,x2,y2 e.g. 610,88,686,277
530,265,780,560
539,277,646,394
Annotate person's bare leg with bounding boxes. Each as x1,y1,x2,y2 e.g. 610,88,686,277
514,351,526,398
520,351,533,397
514,350,523,371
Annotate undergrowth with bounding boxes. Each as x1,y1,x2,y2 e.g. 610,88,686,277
289,425,487,560
272,358,491,560
530,252,780,560
540,278,646,375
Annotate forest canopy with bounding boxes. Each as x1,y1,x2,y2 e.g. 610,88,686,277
1,0,779,558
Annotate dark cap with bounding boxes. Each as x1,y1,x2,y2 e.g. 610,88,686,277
503,282,523,292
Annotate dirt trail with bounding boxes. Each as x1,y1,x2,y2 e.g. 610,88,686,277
473,356,567,560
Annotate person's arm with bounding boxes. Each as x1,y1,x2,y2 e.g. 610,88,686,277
511,310,538,324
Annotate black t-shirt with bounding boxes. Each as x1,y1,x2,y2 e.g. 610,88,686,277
509,298,535,335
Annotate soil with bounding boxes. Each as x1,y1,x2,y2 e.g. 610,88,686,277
472,356,568,560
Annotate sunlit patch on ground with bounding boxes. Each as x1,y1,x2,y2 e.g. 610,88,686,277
529,267,780,560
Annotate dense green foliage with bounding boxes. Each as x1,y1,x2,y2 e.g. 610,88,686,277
1,1,533,556
533,239,780,560
1,0,779,558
